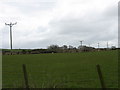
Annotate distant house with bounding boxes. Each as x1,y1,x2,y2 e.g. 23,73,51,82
78,46,95,52
111,46,116,50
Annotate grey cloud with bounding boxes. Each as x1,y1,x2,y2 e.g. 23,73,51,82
104,5,118,18
3,1,57,15
1,0,118,49
47,5,117,47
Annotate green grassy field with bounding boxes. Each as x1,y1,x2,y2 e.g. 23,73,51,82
2,50,118,88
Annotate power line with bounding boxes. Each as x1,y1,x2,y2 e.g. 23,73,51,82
5,22,17,50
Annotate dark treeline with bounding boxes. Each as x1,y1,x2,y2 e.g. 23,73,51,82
2,44,117,55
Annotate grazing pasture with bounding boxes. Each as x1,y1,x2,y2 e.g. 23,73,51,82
2,50,118,88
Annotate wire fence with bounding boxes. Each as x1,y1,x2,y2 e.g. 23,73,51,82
2,64,108,89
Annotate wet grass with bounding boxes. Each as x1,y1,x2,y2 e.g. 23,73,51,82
2,50,118,88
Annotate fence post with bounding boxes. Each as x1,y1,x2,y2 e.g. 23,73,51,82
22,64,29,89
96,64,106,90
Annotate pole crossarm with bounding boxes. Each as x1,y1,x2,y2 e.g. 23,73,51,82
5,22,17,27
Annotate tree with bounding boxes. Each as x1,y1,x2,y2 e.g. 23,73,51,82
22,50,26,54
111,46,116,50
62,45,68,50
68,45,74,49
47,45,60,50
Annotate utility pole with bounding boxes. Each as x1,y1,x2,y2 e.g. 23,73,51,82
80,40,83,47
5,22,17,50
98,43,99,50
107,42,109,49
89,44,90,47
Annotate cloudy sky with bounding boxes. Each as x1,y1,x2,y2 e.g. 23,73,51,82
0,0,118,49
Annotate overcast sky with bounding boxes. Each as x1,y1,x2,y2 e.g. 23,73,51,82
0,0,118,49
